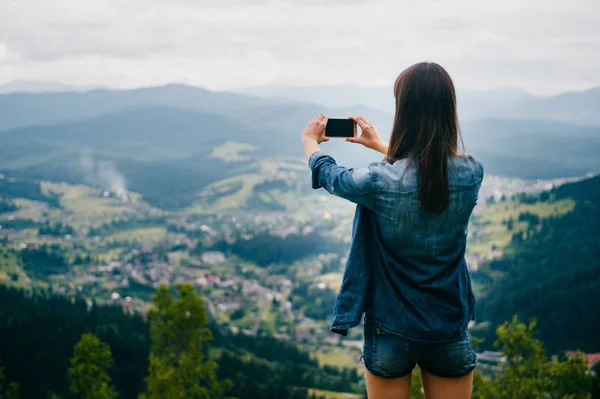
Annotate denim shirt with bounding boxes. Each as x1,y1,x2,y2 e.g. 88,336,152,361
308,151,484,342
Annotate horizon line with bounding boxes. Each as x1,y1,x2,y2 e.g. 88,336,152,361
0,79,599,98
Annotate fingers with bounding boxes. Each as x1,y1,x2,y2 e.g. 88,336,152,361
345,137,361,144
349,116,365,120
315,113,328,124
313,114,328,143
349,115,369,130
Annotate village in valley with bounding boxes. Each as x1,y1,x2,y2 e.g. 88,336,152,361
0,166,581,370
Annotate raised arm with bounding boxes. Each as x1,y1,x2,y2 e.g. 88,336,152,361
308,152,377,208
301,114,377,208
301,113,330,159
347,116,389,156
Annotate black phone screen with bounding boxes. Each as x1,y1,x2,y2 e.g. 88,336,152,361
325,118,356,138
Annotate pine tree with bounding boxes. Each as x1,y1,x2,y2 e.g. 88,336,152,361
0,367,19,399
546,354,592,399
473,316,594,399
410,366,424,399
68,333,117,399
140,284,231,399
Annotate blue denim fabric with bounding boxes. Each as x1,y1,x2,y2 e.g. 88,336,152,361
362,315,477,378
308,151,483,342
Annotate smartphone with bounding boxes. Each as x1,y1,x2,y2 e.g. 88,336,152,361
325,118,357,138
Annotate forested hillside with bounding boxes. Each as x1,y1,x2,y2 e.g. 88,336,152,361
0,285,360,399
477,175,600,352
0,286,148,399
1,87,599,212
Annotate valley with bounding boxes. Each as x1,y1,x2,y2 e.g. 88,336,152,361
0,84,599,398
0,162,588,372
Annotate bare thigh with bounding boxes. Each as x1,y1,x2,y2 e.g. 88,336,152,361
421,369,473,399
364,367,412,399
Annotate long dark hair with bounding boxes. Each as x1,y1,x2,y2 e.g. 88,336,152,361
387,62,462,213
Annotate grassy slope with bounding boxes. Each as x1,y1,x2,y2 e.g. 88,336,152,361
211,141,256,162
106,227,168,245
308,389,362,399
186,157,310,214
314,346,358,369
468,199,575,257
475,175,600,352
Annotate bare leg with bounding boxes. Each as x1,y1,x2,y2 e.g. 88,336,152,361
420,369,473,399
364,367,412,399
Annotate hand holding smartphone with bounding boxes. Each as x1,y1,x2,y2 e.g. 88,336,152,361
325,118,357,139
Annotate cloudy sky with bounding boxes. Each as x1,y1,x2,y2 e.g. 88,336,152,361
0,0,599,94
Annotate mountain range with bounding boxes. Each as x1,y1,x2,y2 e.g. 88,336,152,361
0,83,599,209
0,80,95,94
243,84,600,126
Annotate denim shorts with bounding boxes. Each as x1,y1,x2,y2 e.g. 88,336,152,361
362,316,477,378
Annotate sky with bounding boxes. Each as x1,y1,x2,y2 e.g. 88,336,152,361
0,0,599,94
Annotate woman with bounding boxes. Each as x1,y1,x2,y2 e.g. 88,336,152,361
301,62,483,399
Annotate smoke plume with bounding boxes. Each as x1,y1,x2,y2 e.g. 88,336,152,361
80,149,128,201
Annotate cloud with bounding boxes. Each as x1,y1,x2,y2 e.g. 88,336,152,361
430,16,468,32
0,43,12,62
469,30,509,46
0,0,599,93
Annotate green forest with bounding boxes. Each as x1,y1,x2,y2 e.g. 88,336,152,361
0,284,362,399
477,175,600,353
1,284,598,399
0,120,599,398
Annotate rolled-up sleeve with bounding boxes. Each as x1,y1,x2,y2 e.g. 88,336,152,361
308,151,377,208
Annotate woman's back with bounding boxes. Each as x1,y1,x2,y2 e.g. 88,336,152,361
308,150,483,341
375,155,482,271
301,61,481,397
364,154,483,341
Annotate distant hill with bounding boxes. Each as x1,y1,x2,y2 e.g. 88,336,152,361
0,84,387,165
0,84,285,131
243,85,600,126
461,118,600,179
238,101,393,167
0,80,91,94
0,89,394,209
241,84,396,113
460,88,600,126
239,104,600,177
0,106,272,209
477,175,600,352
0,106,271,161
1,86,599,209
3,82,599,130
